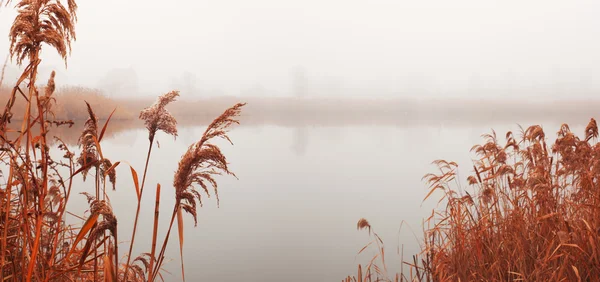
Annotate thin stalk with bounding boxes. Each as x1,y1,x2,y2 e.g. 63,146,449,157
32,65,54,281
26,52,45,282
93,167,99,282
124,137,154,276
151,203,178,282
45,154,74,280
0,166,13,281
102,173,107,279
148,184,161,280
114,228,118,280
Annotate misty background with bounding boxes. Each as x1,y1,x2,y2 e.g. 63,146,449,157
0,0,599,100
1,1,600,280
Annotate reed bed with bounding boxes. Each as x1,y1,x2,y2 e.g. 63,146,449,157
0,85,135,121
0,0,245,281
347,119,600,281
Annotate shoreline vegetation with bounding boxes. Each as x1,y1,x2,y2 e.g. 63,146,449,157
6,86,600,149
2,0,600,281
347,118,600,281
0,0,245,281
2,86,600,127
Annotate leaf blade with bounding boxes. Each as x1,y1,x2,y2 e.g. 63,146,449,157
67,212,99,259
98,107,117,142
130,165,140,201
177,207,185,281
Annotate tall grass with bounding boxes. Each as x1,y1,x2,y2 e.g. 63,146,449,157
346,119,600,281
0,0,245,281
0,86,135,121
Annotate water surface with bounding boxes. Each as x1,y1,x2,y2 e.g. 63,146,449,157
55,117,589,281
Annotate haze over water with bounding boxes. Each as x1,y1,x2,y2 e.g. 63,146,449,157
52,115,587,281
1,1,599,100
0,0,598,281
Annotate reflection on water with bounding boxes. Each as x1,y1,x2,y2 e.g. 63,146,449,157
0,106,579,281
291,126,308,156
10,103,597,149
46,116,592,282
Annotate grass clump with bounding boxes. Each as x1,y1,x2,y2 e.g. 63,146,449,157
0,0,245,281
348,119,600,281
0,86,135,121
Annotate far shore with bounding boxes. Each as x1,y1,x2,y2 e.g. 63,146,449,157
2,86,600,130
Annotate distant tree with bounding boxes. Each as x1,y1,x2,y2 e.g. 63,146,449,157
0,64,22,87
291,126,308,156
551,67,565,96
170,71,199,95
467,73,484,97
291,66,307,97
97,67,139,97
241,84,267,96
182,71,196,93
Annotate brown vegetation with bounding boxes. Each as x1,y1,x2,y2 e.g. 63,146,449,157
347,119,600,281
0,86,134,121
3,0,599,281
0,0,245,281
6,85,600,131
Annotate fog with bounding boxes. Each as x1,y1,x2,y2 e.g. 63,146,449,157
0,0,599,99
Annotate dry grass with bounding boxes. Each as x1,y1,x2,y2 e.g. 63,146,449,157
5,0,600,281
0,85,135,121
347,119,600,281
8,85,600,130
0,0,245,281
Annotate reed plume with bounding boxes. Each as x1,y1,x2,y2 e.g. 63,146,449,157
124,90,180,277
585,117,598,141
75,193,118,271
9,0,77,65
139,90,179,141
345,118,600,281
77,101,99,180
417,118,600,281
0,1,248,280
357,218,371,234
100,158,116,190
147,102,245,282
173,102,245,225
0,1,79,280
40,70,56,115
127,253,156,281
349,218,389,282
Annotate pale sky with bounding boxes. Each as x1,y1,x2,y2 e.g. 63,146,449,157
0,0,599,99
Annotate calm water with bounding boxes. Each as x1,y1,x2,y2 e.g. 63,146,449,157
52,119,588,281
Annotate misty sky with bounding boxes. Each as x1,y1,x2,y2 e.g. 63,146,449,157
0,0,599,99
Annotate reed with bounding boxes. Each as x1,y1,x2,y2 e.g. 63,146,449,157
347,119,600,281
0,0,245,281
0,86,135,121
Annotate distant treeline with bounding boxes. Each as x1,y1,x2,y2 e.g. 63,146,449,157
2,85,599,128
